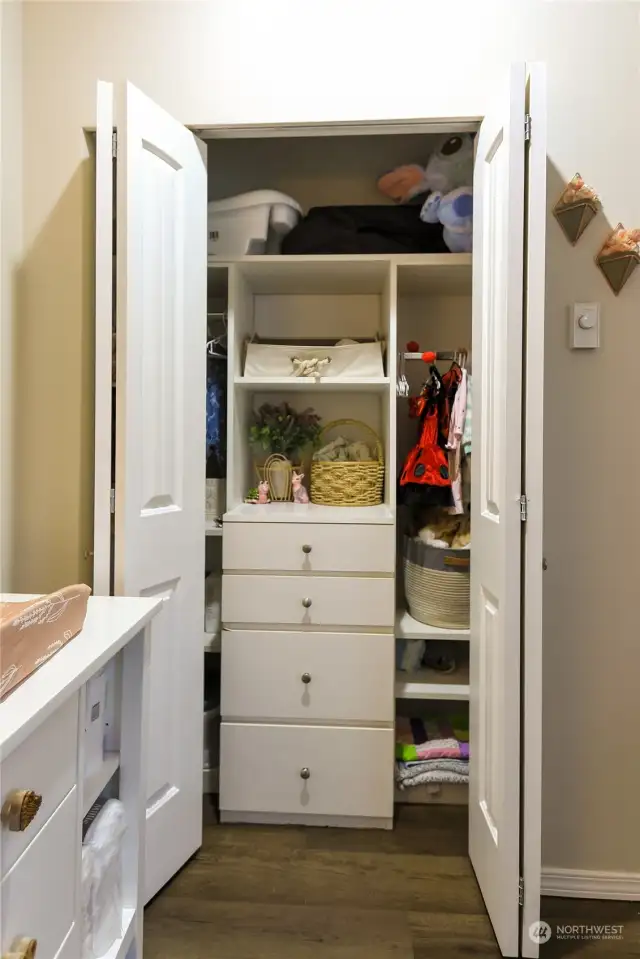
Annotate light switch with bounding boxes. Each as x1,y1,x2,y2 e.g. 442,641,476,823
571,302,600,349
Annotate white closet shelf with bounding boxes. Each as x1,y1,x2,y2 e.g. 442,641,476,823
207,253,471,295
83,750,120,816
395,665,470,700
395,782,468,806
203,765,219,794
224,502,395,524
205,521,223,536
204,630,221,653
395,608,470,641
234,376,390,393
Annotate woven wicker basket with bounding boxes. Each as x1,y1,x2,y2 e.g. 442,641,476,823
311,419,384,507
403,535,470,629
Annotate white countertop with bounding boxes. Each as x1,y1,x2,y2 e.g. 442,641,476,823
0,595,161,759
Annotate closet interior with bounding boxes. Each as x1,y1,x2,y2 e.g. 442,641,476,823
198,128,475,821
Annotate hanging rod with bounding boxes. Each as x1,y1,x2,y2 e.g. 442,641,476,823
401,351,462,362
207,311,227,319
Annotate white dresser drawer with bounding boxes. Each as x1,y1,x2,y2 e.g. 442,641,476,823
223,522,395,574
222,575,394,628
1,786,78,959
221,630,394,723
220,723,393,820
1,694,79,873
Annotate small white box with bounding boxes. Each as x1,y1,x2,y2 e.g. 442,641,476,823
208,190,302,257
84,671,107,778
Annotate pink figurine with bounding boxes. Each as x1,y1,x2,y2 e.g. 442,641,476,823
292,471,309,504
257,480,271,504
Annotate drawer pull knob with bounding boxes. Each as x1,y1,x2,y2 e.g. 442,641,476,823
300,767,311,780
302,597,312,609
301,672,312,684
302,544,312,554
1,790,42,832
4,937,37,959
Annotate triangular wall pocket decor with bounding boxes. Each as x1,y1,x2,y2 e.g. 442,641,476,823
596,224,640,296
553,173,600,245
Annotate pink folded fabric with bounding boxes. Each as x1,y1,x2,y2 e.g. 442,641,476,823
1,585,91,700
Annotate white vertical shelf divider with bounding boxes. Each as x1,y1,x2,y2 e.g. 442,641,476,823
384,262,398,516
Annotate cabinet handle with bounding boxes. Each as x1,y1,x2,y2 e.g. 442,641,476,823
302,544,312,554
1,790,42,832
302,598,312,609
300,767,311,780
3,937,37,959
301,672,311,684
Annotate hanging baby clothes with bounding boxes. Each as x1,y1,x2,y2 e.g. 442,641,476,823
462,374,472,455
446,368,467,514
399,366,455,508
437,364,462,448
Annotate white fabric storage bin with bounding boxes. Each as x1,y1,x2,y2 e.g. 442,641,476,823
208,190,302,256
244,340,385,379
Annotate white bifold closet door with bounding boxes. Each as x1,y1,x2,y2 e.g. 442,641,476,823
94,81,207,902
469,63,546,958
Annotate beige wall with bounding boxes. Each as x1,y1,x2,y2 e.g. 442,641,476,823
18,0,640,874
0,0,22,592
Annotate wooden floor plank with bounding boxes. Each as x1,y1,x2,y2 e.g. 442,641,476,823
145,806,639,959
144,901,413,959
410,910,501,958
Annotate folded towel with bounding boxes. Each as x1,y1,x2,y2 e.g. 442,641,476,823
395,760,469,788
395,715,469,762
396,758,469,784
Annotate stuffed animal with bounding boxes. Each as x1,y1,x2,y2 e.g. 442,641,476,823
420,187,473,253
292,471,309,504
422,134,474,194
377,134,475,252
378,134,474,204
257,480,271,504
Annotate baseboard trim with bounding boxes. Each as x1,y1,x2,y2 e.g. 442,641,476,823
220,810,393,830
542,868,640,900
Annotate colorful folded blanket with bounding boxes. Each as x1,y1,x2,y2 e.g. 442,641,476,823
395,715,469,762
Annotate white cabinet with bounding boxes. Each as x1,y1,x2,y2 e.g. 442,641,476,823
221,630,394,723
1,694,78,874
1,788,79,959
222,574,395,629
223,522,395,573
220,723,394,823
0,596,161,959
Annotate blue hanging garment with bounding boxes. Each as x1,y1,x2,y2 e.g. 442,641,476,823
206,359,227,477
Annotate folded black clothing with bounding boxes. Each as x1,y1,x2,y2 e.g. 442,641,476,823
281,205,448,255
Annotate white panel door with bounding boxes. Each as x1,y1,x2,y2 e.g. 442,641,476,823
469,62,542,958
111,82,206,901
520,63,547,959
93,81,114,597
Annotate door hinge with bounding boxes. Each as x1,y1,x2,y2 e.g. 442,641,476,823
520,495,528,522
519,877,525,906
110,489,116,514
112,131,117,159
524,114,532,142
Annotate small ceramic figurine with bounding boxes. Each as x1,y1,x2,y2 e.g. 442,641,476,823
257,480,271,504
292,471,309,504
